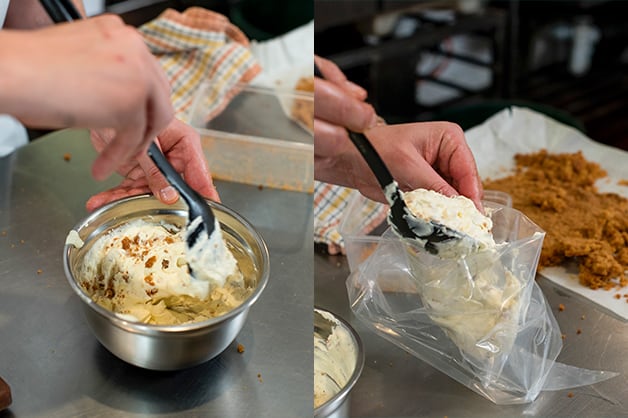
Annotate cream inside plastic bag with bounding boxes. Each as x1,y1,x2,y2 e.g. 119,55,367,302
342,191,617,405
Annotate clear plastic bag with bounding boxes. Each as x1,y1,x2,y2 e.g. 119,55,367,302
342,192,617,405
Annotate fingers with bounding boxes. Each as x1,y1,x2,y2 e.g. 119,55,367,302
315,55,368,100
85,186,151,212
362,122,484,209
183,157,220,203
314,118,350,158
137,148,180,204
428,122,484,208
314,77,379,133
92,120,146,180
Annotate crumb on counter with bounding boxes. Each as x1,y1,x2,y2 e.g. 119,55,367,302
36,269,42,275
568,392,574,398
558,303,565,312
237,343,245,353
576,328,582,335
257,373,263,383
63,153,72,162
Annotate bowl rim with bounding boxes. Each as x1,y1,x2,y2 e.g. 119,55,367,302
63,194,270,334
313,306,365,416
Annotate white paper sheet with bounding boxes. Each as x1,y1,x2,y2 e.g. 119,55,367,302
248,21,314,133
248,20,314,90
465,106,628,320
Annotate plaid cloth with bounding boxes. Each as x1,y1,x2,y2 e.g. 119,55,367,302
140,7,261,119
139,9,382,252
314,181,388,255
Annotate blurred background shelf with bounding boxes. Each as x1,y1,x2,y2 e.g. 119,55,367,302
315,0,628,150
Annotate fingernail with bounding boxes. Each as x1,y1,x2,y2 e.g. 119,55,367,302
160,186,178,202
366,113,381,129
345,81,367,99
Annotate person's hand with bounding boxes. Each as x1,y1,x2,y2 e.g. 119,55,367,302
314,56,482,208
314,55,380,146
86,118,219,212
0,14,174,180
315,121,483,210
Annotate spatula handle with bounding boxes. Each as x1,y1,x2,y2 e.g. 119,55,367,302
346,130,395,189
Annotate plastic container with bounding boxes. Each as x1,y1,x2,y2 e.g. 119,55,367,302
188,82,313,193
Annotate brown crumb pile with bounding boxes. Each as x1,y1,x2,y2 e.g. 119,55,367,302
483,150,628,290
291,76,314,132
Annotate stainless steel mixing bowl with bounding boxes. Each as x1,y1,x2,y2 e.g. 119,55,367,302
314,307,364,418
63,194,269,371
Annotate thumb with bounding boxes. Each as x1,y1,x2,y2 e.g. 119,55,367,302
137,151,180,204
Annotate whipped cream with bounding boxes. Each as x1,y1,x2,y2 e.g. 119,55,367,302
186,217,238,287
71,218,247,324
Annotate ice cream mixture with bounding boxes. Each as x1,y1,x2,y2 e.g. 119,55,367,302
314,310,358,409
401,188,525,360
186,216,238,287
414,258,523,361
68,219,253,325
402,188,496,253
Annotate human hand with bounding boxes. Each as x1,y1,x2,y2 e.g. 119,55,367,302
0,14,174,180
86,118,219,212
313,55,380,152
315,121,484,209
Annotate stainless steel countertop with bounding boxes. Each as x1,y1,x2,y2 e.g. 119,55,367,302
0,130,313,418
315,251,628,417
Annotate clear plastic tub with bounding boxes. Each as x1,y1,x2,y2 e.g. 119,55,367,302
188,82,313,193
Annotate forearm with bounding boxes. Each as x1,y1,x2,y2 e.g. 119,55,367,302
4,0,85,29
0,32,30,117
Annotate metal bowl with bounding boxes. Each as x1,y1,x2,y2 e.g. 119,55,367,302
314,307,364,418
63,194,269,371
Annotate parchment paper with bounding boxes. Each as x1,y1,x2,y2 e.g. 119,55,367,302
465,106,628,320
248,21,314,133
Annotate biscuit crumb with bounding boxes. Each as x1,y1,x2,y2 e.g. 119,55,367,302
291,76,314,131
257,185,263,191
237,343,245,353
615,294,621,299
36,269,42,275
581,315,585,320
567,392,574,398
558,303,565,312
257,373,263,383
561,334,566,340
576,328,582,335
63,153,72,162
483,150,628,290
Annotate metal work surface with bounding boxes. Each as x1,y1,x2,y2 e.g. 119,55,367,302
0,130,313,418
315,251,628,417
